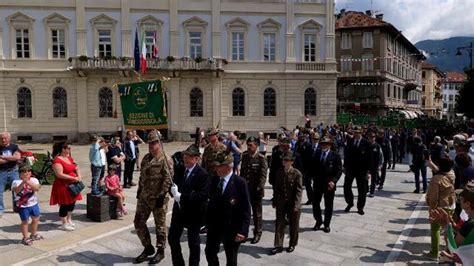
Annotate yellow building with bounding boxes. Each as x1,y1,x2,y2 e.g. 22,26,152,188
421,62,444,118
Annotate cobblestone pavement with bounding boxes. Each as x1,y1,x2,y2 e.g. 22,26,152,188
0,142,439,265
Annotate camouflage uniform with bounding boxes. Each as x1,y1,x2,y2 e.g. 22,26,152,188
240,149,267,239
273,162,303,249
201,142,227,176
134,151,173,251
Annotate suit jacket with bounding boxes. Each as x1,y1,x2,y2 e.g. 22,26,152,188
343,137,370,175
123,139,135,161
300,141,317,175
172,164,209,227
307,143,322,177
206,174,251,238
314,150,343,188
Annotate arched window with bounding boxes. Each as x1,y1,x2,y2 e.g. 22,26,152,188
190,88,203,117
17,87,32,118
263,88,276,116
304,87,317,116
53,87,68,117
232,87,245,116
99,87,113,118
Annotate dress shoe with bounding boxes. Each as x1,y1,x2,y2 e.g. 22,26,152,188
130,182,138,186
368,193,375,198
270,247,284,255
304,200,312,205
134,246,155,264
357,209,365,215
413,189,420,194
313,222,322,231
344,204,353,213
149,250,165,264
123,184,131,189
287,246,295,253
322,227,331,233
251,235,261,244
377,185,383,190
199,226,207,234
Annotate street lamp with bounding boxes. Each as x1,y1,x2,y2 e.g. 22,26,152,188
456,42,473,70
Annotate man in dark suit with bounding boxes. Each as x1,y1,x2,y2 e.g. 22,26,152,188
312,137,342,233
343,126,370,215
123,130,137,188
205,150,251,266
303,132,321,205
169,144,209,266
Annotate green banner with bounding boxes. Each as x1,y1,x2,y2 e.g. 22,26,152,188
118,80,168,130
337,113,352,125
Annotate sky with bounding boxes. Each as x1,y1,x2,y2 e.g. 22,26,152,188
334,0,474,43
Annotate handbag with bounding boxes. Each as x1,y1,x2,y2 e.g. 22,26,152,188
68,181,85,197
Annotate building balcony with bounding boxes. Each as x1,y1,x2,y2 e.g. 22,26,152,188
69,56,134,70
295,62,326,71
339,70,382,78
146,58,225,71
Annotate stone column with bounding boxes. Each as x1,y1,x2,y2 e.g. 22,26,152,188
167,78,181,138
121,0,132,57
169,0,179,57
76,77,89,141
76,0,87,56
211,77,222,128
211,0,221,58
0,73,6,132
0,22,3,59
325,0,336,64
285,1,295,62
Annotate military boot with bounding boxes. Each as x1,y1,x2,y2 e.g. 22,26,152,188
149,248,165,264
134,246,155,263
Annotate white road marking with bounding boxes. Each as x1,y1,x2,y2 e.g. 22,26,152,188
384,194,426,265
13,210,172,266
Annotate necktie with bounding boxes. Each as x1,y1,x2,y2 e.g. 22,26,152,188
184,169,190,180
321,151,327,162
217,179,225,195
355,139,359,147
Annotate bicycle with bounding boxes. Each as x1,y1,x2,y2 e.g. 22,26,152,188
31,152,55,185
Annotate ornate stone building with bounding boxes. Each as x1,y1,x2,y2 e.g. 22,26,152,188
442,72,467,121
0,0,337,142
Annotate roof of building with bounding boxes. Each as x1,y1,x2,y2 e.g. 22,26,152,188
335,11,425,59
444,72,467,83
422,62,445,77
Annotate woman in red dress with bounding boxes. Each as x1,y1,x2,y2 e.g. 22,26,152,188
50,142,82,231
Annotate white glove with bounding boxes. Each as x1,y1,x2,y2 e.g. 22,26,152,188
174,192,181,203
171,184,178,197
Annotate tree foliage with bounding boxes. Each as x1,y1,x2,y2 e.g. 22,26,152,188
456,68,474,119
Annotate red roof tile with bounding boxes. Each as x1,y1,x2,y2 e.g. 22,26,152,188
336,11,388,29
445,72,467,82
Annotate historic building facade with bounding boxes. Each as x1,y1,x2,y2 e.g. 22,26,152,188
442,72,467,121
0,0,337,142
421,62,444,119
335,10,424,118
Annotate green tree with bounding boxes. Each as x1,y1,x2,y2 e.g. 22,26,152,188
456,68,474,118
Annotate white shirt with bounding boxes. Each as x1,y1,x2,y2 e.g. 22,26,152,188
12,177,39,208
185,164,197,179
100,149,107,166
220,171,233,193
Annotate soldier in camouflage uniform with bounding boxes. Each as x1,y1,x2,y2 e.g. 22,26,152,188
271,151,303,255
134,131,173,264
240,136,267,244
201,128,227,176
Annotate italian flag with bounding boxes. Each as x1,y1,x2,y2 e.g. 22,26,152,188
140,32,147,75
152,32,158,59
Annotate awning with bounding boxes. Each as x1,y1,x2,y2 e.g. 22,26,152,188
398,110,410,119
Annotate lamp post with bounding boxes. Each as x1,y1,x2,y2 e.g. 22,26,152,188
456,42,473,70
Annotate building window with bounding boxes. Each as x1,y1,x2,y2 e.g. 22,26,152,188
304,34,316,62
145,30,157,59
263,33,276,62
99,87,113,118
232,32,245,61
341,55,352,71
190,88,203,117
304,87,317,116
51,29,66,59
232,88,245,116
362,32,373,48
52,87,67,118
98,30,112,57
443,103,447,108
16,29,30,58
341,32,351,49
387,84,391,98
189,32,202,59
362,54,373,71
422,71,426,78
263,88,276,116
449,95,453,101
17,87,32,118
342,85,354,98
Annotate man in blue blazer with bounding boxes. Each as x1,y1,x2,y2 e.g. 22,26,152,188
205,150,251,266
169,144,209,266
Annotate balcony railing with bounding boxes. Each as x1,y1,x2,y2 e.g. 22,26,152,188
339,70,382,77
70,57,134,70
295,63,326,71
146,58,225,71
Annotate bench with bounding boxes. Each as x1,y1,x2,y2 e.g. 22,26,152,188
86,193,118,222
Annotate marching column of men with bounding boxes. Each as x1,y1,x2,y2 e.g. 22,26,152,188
134,126,385,264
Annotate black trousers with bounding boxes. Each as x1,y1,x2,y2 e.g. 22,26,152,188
390,148,398,168
168,212,201,266
380,159,388,185
312,186,335,227
369,169,380,194
59,202,76,217
343,173,368,211
124,159,136,185
303,173,313,203
205,227,241,266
